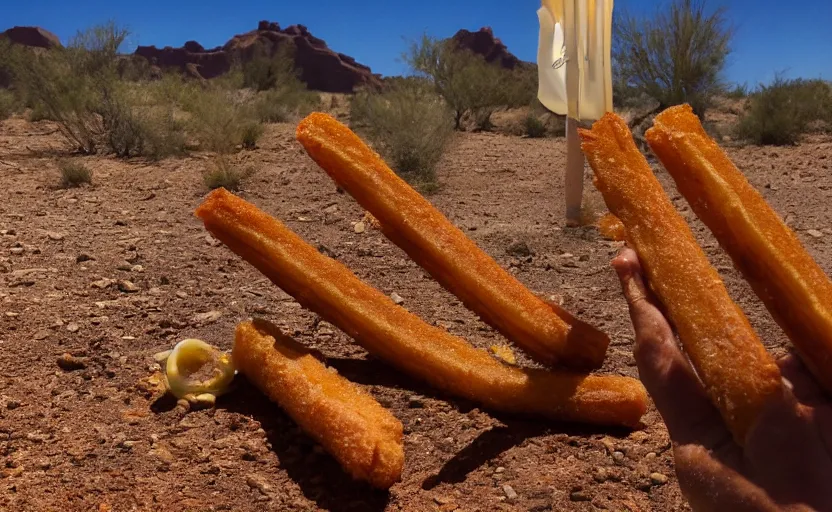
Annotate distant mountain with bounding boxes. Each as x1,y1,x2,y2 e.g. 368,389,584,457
450,27,533,70
0,21,381,93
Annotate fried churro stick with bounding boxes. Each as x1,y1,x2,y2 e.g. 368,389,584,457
579,113,782,444
196,189,647,428
295,113,609,370
597,213,627,242
646,104,832,395
233,319,404,489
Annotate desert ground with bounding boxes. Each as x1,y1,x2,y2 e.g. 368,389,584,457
0,114,830,511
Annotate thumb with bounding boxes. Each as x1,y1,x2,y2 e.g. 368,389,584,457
612,248,730,448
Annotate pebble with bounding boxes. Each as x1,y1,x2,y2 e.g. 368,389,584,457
117,262,133,271
246,474,273,495
502,484,518,501
33,330,50,341
46,232,65,241
494,466,505,474
650,472,668,485
57,353,87,371
76,253,94,263
390,292,405,305
118,280,139,293
593,467,608,482
66,323,80,333
36,459,51,470
6,400,20,410
612,451,625,464
808,229,824,238
353,221,366,234
131,265,144,272
645,452,657,460
408,396,424,408
175,291,188,299
91,278,114,289
506,241,532,257
570,490,590,502
10,247,24,255
192,310,222,325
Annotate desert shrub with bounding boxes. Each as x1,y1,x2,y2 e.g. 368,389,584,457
350,79,454,188
726,83,749,99
183,87,261,153
253,85,319,123
203,157,251,191
241,122,264,149
5,23,128,153
524,114,547,138
737,77,832,145
59,160,92,188
406,35,523,130
613,0,732,117
242,43,298,92
0,90,17,119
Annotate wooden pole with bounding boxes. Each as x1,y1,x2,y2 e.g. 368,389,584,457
565,116,584,226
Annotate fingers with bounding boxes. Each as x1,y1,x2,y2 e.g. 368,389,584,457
777,353,827,406
612,248,732,449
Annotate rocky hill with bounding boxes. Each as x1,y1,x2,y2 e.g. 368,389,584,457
450,27,532,70
135,21,382,93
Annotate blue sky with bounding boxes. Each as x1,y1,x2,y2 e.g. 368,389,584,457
3,0,831,86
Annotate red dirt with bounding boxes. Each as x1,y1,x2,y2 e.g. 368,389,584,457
0,116,830,511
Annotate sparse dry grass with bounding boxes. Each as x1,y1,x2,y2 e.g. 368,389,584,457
59,160,92,188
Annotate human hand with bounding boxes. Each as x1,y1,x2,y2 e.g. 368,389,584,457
612,247,832,512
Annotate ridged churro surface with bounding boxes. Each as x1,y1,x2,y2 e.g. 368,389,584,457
196,189,648,428
295,112,609,370
579,113,782,444
646,104,832,395
233,319,404,489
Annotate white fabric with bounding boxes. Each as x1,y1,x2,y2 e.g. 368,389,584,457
537,0,614,122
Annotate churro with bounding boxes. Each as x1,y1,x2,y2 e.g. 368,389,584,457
579,113,782,444
196,189,648,428
233,319,404,489
646,105,832,395
597,213,627,241
296,112,609,370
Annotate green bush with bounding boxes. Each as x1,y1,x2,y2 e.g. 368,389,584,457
737,77,832,145
350,79,454,189
0,90,17,119
405,35,524,130
726,83,749,99
613,0,732,116
241,122,264,149
253,85,319,123
183,87,260,153
59,160,92,188
524,114,547,138
242,43,298,92
203,157,251,191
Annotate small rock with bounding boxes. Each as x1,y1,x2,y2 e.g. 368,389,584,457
118,280,139,293
593,467,608,483
91,278,114,289
807,229,824,239
408,396,424,408
353,221,366,234
6,400,21,410
495,466,505,474
131,265,144,273
612,451,625,464
645,452,657,460
115,220,127,226
116,262,133,271
9,247,24,255
57,353,87,371
46,232,65,241
390,292,405,305
506,241,532,257
175,291,188,299
36,459,51,470
650,472,668,485
76,254,94,263
192,310,222,325
246,474,273,495
502,484,518,501
570,490,591,502
33,330,49,341
434,496,453,505
66,323,80,333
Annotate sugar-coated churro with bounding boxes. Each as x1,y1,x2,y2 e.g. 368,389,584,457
579,113,782,444
646,104,832,396
233,319,404,489
296,112,610,370
196,189,648,428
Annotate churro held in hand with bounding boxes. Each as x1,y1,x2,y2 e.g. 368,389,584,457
647,104,832,396
579,113,782,444
233,319,404,489
295,112,609,370
196,189,647,428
